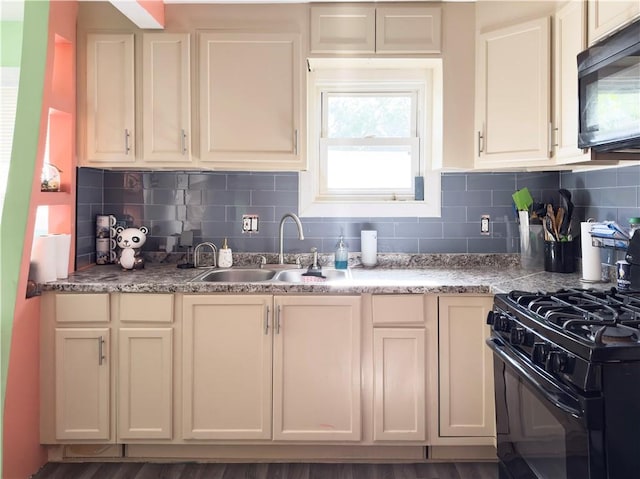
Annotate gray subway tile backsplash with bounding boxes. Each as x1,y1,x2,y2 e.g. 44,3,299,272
75,165,640,266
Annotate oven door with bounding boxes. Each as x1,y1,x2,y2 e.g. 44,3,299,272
487,337,605,479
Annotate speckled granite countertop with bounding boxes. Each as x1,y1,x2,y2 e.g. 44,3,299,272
41,253,609,295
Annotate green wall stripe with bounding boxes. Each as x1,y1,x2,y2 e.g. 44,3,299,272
0,1,49,476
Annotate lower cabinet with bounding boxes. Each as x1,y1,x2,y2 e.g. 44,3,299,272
272,296,361,441
371,294,427,442
181,295,273,440
118,327,173,440
54,328,111,441
437,296,495,442
41,292,175,444
373,328,425,441
182,294,362,442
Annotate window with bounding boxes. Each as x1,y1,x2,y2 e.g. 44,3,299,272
301,58,442,217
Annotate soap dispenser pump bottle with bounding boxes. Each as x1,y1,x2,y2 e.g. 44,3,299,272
218,238,233,268
334,236,348,269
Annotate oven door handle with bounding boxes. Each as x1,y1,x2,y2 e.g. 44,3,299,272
487,337,584,419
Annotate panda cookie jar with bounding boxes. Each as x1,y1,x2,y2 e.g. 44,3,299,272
115,226,148,270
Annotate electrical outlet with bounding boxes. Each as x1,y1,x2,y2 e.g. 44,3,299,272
242,214,259,233
481,215,490,235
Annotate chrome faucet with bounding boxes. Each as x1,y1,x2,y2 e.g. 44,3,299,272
194,242,218,268
278,213,304,264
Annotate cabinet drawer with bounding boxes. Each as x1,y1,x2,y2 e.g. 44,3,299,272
372,295,425,326
56,294,110,323
119,293,173,323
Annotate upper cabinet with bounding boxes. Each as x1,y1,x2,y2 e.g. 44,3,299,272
553,1,589,165
82,33,193,168
141,33,191,164
310,6,376,53
475,17,552,169
588,0,640,44
86,34,135,164
198,32,304,171
310,5,441,54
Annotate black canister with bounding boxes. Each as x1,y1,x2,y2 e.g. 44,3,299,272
544,241,575,273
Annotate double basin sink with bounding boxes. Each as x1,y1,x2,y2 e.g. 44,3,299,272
191,267,350,284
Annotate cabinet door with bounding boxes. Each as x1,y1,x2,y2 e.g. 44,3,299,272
273,296,361,441
86,34,134,163
182,295,272,440
476,17,551,168
199,32,303,170
376,7,441,54
118,328,173,440
310,6,375,53
588,0,640,44
55,328,110,440
373,328,426,441
553,1,589,164
142,33,191,163
438,296,495,438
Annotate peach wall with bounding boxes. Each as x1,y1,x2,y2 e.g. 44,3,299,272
3,1,77,477
139,0,165,26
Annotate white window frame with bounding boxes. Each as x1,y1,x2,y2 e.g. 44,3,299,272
300,58,442,218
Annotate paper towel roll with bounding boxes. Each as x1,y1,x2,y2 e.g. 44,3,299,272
54,234,71,279
581,222,601,281
361,230,377,267
30,235,57,283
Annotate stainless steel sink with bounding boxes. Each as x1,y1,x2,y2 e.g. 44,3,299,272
192,268,276,282
274,268,350,283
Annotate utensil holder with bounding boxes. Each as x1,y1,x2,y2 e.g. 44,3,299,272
544,241,575,273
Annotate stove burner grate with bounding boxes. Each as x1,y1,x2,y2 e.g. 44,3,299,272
507,288,640,346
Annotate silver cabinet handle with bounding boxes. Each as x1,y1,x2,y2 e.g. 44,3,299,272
552,126,559,147
294,129,298,155
98,336,105,365
477,130,484,156
181,129,187,155
264,305,270,335
125,129,131,155
275,305,281,334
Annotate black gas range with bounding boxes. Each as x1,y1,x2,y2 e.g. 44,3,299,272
487,288,640,479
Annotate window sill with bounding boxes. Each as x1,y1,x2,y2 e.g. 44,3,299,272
298,198,441,218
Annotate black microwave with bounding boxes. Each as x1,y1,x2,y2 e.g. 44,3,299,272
577,18,640,152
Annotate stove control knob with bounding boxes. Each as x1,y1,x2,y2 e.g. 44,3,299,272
509,327,526,345
486,311,496,325
531,342,550,365
499,315,512,332
546,350,569,374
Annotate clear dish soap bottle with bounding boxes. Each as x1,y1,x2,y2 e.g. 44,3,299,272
334,236,348,270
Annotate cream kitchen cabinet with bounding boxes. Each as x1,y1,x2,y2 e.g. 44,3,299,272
371,295,426,442
273,295,361,441
83,33,192,168
41,292,175,444
181,295,273,440
41,293,114,443
553,1,589,165
310,5,441,54
115,293,174,441
588,0,640,44
181,294,361,442
475,17,552,169
141,33,191,164
436,296,495,444
198,32,304,171
85,33,135,164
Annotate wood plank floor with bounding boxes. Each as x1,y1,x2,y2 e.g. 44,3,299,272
31,462,498,479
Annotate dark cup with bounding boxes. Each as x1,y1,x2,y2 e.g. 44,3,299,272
544,241,575,273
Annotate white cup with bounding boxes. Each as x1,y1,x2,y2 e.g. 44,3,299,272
361,230,377,267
